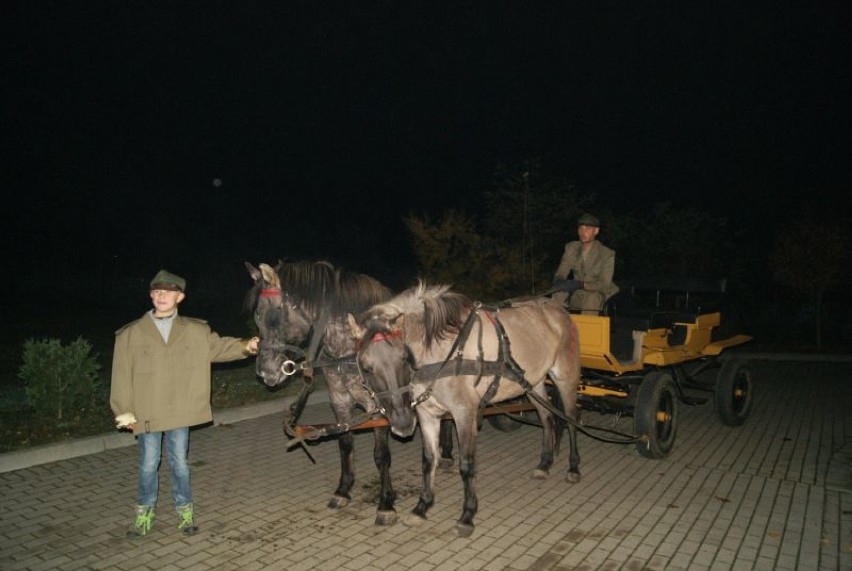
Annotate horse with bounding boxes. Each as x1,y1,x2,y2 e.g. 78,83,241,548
245,260,404,524
349,282,582,537
245,260,455,525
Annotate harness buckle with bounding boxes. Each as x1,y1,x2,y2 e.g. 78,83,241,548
280,360,298,376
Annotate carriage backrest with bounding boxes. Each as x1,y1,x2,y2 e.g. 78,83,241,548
603,276,728,356
611,276,727,323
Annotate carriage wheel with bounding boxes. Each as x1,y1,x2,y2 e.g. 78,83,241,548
714,358,753,426
634,371,678,459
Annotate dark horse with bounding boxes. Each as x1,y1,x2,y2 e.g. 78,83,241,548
350,282,582,537
246,261,455,524
245,260,404,524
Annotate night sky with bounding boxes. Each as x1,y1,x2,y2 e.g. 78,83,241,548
4,1,850,290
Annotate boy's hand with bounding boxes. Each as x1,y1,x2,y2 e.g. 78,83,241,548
245,336,260,355
115,413,137,430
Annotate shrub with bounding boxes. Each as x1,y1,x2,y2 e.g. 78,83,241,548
18,337,102,422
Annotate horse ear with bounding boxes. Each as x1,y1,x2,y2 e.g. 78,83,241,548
245,262,261,282
259,263,281,289
347,313,365,340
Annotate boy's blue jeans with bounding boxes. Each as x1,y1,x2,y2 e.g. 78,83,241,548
136,427,192,508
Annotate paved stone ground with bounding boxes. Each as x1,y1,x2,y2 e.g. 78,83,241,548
0,360,850,570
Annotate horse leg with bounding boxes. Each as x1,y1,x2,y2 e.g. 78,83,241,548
372,426,397,525
562,387,581,483
565,414,580,483
438,419,455,470
529,383,557,479
329,431,355,508
454,410,479,538
407,412,441,526
552,377,581,483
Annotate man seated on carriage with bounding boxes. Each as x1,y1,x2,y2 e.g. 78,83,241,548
551,213,619,314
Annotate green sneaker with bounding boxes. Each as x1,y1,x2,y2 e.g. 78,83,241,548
126,505,155,539
176,503,199,535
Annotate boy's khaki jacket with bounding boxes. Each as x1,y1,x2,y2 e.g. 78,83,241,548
110,313,252,434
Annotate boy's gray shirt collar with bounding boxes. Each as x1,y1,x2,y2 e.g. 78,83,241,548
149,310,178,343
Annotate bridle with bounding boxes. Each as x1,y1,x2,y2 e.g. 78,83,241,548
355,328,414,417
256,287,325,377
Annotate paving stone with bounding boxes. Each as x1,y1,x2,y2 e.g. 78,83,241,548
0,360,848,570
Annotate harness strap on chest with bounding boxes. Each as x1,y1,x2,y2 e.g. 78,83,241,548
483,311,533,405
414,359,512,381
412,307,531,410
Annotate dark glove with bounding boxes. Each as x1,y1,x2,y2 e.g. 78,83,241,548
552,279,583,293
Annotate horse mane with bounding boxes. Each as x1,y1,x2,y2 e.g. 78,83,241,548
367,281,472,350
247,260,391,317
335,270,393,316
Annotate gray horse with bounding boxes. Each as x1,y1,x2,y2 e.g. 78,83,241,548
350,282,582,537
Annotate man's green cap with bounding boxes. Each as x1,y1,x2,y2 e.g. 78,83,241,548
577,213,600,227
149,269,186,292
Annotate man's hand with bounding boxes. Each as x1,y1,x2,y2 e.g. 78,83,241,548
552,279,583,293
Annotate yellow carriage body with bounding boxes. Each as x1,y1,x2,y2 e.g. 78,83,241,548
573,312,751,375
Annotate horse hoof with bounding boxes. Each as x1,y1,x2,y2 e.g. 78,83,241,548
456,522,475,538
401,514,427,528
328,495,350,509
438,457,455,470
565,471,581,484
375,510,397,526
532,468,549,480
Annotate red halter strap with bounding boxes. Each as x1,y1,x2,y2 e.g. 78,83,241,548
370,329,403,343
260,288,281,298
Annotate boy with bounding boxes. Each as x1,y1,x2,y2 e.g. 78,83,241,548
110,269,259,538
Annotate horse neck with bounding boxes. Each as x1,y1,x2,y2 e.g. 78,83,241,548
412,311,499,365
320,316,358,359
406,336,453,367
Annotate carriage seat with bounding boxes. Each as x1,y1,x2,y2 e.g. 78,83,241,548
606,277,728,359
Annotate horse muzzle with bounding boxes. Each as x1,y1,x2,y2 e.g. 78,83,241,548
389,409,418,438
257,369,286,387
256,361,294,387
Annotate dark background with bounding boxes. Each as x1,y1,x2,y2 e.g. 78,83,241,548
3,1,850,335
